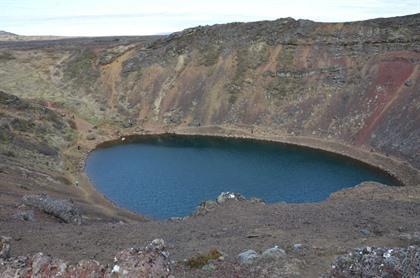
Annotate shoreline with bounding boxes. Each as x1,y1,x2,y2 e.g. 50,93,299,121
75,125,420,221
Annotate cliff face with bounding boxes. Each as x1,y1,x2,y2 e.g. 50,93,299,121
0,14,419,168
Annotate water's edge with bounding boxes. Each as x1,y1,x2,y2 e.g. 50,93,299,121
83,132,408,219
78,127,420,221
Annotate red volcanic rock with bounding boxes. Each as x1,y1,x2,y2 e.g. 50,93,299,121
0,239,171,277
110,238,171,277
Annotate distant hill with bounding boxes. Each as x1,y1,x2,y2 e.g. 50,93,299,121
0,30,17,36
0,30,68,41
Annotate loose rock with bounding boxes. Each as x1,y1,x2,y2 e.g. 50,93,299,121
326,245,420,277
238,250,259,264
111,238,171,277
360,229,370,236
15,210,35,222
216,192,245,204
202,263,216,272
22,194,82,224
261,246,287,260
404,79,413,87
0,236,11,259
0,239,171,277
292,244,303,253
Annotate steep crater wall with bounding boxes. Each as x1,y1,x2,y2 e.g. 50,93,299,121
0,14,419,170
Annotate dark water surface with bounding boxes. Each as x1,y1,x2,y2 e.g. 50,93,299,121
85,135,397,219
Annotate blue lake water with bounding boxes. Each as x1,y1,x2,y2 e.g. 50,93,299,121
85,135,398,219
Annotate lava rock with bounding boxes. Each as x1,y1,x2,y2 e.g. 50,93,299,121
0,239,171,277
360,229,370,236
238,250,259,264
15,210,35,222
111,238,171,277
22,194,82,224
404,79,413,87
0,236,11,259
261,246,287,260
292,244,303,253
216,192,245,204
326,245,420,277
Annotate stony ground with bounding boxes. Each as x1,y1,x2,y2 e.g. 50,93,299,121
1,183,420,276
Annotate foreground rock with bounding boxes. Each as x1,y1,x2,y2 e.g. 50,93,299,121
261,246,287,260
0,253,106,277
0,238,171,277
399,232,420,245
238,246,287,265
238,250,259,264
0,236,11,259
111,238,171,277
326,246,420,277
238,246,303,277
22,194,82,224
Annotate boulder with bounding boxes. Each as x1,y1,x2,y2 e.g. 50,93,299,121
292,243,303,253
261,246,287,260
216,192,245,204
404,79,413,87
22,194,82,224
359,229,370,236
238,250,259,264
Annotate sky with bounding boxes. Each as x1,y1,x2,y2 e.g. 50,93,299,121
1,0,419,36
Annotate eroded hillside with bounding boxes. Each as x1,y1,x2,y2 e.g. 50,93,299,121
0,15,419,170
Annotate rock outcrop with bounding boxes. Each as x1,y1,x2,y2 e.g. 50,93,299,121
326,246,420,277
0,238,171,277
111,238,171,277
22,194,82,224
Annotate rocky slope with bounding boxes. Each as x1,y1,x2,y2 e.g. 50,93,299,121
0,90,145,223
0,14,419,169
